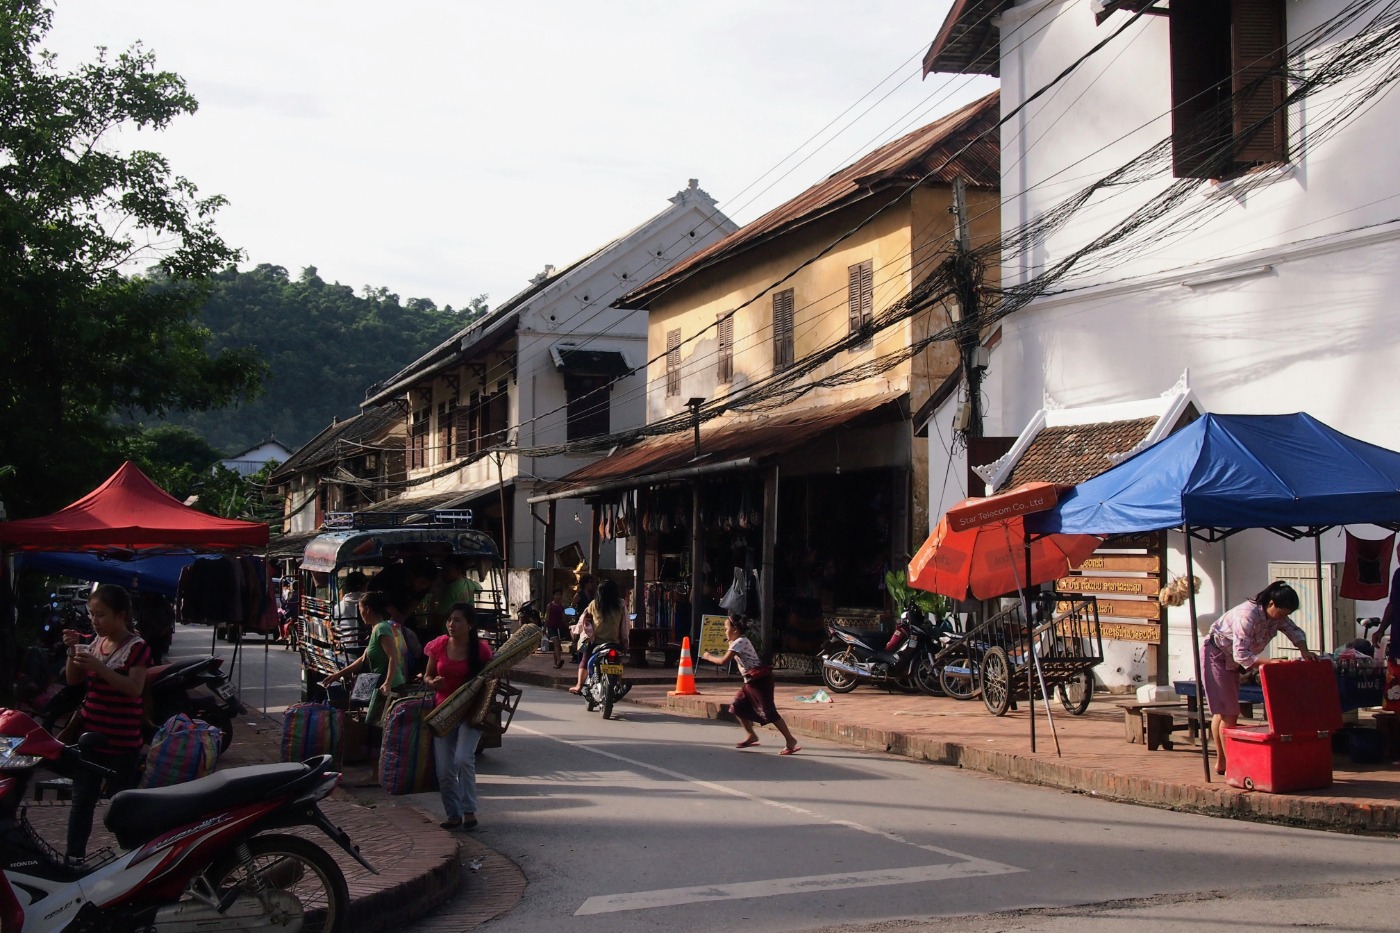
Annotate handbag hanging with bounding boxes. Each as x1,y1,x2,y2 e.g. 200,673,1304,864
350,671,385,706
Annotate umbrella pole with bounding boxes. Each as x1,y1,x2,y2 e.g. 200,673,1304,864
1185,527,1212,782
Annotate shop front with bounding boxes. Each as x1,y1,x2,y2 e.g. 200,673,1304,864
528,392,912,666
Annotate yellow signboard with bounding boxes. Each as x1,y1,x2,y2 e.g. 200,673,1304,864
699,614,731,658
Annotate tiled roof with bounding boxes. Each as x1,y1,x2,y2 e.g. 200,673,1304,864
1003,418,1158,488
618,92,1000,309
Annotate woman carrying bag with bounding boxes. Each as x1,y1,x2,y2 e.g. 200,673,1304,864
322,591,406,779
422,603,493,830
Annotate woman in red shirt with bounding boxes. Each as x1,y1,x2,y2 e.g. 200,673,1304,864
60,584,151,866
422,603,493,830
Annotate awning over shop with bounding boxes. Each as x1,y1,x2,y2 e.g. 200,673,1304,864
532,391,906,502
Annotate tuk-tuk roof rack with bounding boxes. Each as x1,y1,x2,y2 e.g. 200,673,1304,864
323,508,475,531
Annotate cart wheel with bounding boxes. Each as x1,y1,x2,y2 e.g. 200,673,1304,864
821,649,860,694
981,646,1012,716
1057,670,1094,715
938,650,981,700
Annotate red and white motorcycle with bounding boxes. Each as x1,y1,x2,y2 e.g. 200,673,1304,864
0,709,373,933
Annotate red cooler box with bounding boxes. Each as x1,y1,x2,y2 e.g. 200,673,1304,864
1222,659,1342,793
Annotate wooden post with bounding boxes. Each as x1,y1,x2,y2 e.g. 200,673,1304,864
542,499,557,605
691,481,705,644
761,465,779,657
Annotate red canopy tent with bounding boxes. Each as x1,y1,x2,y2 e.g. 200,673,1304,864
0,461,268,552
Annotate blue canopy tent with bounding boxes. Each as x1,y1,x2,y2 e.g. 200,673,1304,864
15,551,210,599
1027,412,1400,779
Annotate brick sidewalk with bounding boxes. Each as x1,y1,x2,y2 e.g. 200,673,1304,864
20,710,513,932
512,651,1400,835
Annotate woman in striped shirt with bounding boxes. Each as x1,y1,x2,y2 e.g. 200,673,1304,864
61,584,151,866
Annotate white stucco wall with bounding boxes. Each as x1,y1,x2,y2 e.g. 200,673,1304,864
980,0,1400,683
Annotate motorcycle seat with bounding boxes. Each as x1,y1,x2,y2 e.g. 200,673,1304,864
105,761,324,849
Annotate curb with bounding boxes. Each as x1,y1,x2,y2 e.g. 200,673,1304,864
503,673,1400,837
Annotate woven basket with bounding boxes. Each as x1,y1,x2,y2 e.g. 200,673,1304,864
426,623,542,736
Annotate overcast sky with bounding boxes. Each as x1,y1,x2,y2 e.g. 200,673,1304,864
45,1,993,310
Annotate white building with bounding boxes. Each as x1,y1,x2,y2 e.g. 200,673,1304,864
355,181,737,609
924,1,1400,683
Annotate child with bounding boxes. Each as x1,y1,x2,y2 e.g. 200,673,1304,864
701,616,800,755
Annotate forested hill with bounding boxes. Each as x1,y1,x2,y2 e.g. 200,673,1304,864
160,264,485,454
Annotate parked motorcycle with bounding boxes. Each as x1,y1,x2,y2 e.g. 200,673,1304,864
143,656,244,753
0,708,372,933
818,608,947,695
579,643,632,719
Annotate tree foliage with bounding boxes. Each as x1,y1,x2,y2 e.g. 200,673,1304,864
0,2,262,517
158,264,483,453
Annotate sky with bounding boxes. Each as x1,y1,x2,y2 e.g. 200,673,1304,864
44,1,994,311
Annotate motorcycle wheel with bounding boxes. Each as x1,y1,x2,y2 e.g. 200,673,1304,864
912,653,944,697
1057,670,1094,715
981,647,1012,717
602,675,616,720
821,649,860,694
938,651,981,700
206,833,350,933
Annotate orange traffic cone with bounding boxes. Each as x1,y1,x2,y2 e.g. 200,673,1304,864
668,636,701,696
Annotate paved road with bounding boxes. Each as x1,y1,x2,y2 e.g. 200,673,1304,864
405,688,1398,932
167,624,304,713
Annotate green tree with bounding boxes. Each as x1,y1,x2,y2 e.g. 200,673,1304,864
117,423,225,499
0,2,263,517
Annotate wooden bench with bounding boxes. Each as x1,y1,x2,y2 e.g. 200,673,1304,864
1118,700,1189,746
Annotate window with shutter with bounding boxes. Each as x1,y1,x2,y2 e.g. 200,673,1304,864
457,391,480,455
773,289,794,370
847,260,873,346
437,398,457,463
1169,0,1287,179
665,328,681,397
565,375,611,440
717,313,733,383
409,405,429,470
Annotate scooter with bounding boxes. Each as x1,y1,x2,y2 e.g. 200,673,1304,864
143,656,244,754
0,708,373,933
580,643,632,720
818,607,947,696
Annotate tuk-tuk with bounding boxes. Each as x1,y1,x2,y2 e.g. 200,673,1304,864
294,509,503,702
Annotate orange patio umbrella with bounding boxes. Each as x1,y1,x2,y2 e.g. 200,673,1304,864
909,483,1101,600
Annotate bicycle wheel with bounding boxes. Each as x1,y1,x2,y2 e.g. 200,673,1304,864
1057,670,1094,715
981,647,1012,716
938,650,981,700
912,652,944,696
205,834,350,933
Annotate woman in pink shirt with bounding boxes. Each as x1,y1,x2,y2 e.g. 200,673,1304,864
423,603,493,829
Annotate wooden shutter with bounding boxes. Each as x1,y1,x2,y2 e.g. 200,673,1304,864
773,289,794,370
1232,0,1287,165
1170,0,1232,179
847,260,873,340
717,313,733,383
665,328,681,397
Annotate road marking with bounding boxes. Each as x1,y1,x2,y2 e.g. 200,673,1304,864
514,723,1026,914
576,860,1023,915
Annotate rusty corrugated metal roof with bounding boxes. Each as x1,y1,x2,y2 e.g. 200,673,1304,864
923,1,1009,77
1003,418,1158,488
268,405,402,483
618,93,1000,309
551,391,906,492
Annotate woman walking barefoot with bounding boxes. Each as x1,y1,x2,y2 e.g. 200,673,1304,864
702,616,800,755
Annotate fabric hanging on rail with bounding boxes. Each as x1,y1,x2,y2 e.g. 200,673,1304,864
1340,531,1395,600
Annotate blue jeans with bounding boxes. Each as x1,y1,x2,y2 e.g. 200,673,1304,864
433,721,482,820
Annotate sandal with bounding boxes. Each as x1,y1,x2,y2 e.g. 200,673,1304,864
735,737,760,749
460,818,479,831
779,746,801,756
567,687,582,695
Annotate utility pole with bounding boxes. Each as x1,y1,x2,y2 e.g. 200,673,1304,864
949,177,984,439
